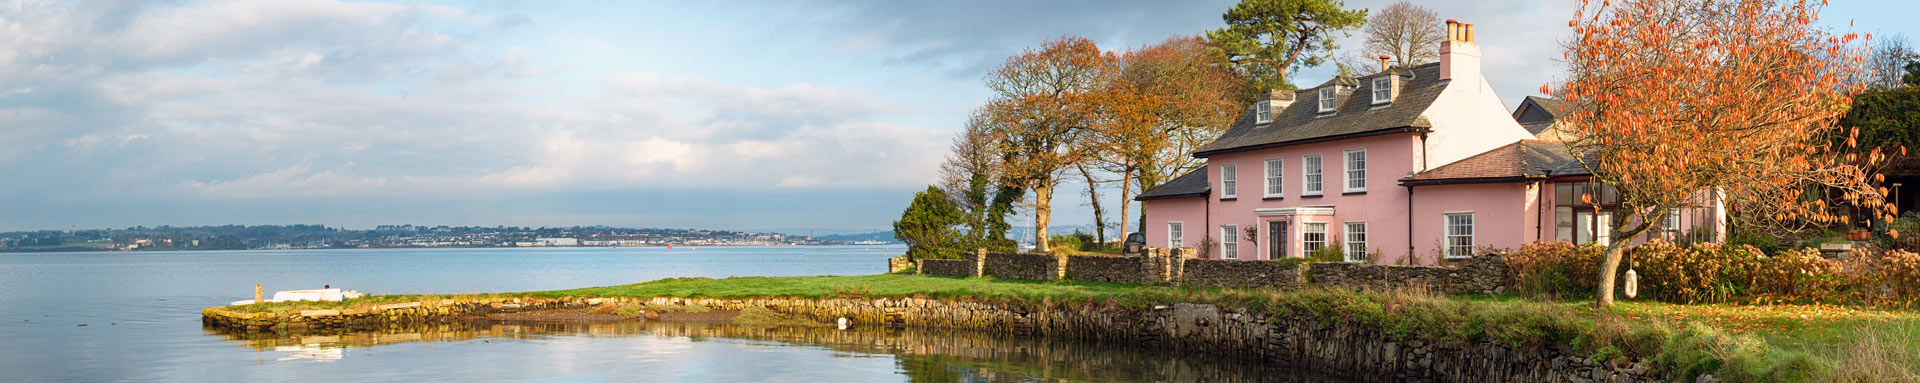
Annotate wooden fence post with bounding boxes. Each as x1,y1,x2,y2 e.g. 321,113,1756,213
254,284,264,304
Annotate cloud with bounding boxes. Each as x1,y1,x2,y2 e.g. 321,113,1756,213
0,0,956,218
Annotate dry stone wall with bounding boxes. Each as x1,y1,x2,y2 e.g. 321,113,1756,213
1180,259,1304,289
1307,255,1507,295
905,248,1507,295
983,252,1061,281
1064,255,1153,284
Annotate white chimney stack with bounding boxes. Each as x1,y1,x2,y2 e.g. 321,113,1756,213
1440,20,1481,83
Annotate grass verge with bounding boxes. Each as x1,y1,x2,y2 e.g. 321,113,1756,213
217,273,1919,382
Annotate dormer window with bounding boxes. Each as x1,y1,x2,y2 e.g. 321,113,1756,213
1371,77,1394,104
1255,101,1272,124
1317,88,1336,113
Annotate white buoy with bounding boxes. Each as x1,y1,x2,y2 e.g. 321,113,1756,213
837,317,850,330
1624,269,1639,298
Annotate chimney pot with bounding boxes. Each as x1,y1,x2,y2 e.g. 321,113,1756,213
1378,55,1390,71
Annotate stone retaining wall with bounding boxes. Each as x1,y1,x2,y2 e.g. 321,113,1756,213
1063,254,1152,284
1180,259,1303,289
1308,255,1507,295
205,295,1663,382
983,252,1061,281
904,248,1506,295
916,258,976,277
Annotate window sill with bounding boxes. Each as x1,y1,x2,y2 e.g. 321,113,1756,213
1262,196,1285,200
1300,194,1324,198
1343,190,1367,195
1220,197,1238,201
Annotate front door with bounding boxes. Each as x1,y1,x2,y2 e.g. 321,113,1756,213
1269,220,1289,259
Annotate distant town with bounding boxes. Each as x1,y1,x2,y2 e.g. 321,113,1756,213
0,225,898,252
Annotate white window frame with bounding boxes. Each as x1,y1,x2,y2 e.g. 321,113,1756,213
1302,222,1328,255
1317,88,1337,113
1263,158,1284,198
1371,77,1393,104
1219,164,1238,199
1345,222,1368,262
1343,149,1367,193
1220,225,1238,260
1255,101,1272,124
1444,212,1475,259
1168,222,1184,248
1302,155,1323,196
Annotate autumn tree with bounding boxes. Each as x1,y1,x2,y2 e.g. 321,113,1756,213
1558,0,1887,307
1346,1,1442,70
1206,0,1367,102
939,110,1025,251
1089,36,1244,238
980,37,1115,253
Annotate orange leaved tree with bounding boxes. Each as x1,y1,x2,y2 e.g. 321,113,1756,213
1558,0,1889,307
1089,36,1243,240
981,36,1117,253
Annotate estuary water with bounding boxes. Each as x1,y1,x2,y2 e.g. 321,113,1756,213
0,246,1345,382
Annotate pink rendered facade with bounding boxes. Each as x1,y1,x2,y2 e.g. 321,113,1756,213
1134,20,1723,265
1142,197,1207,250
1202,134,1422,263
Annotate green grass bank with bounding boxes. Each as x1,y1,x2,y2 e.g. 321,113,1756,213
213,273,1920,382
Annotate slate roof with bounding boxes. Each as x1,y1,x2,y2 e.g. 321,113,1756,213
1521,120,1557,135
1192,63,1445,157
1401,141,1578,185
1135,168,1209,200
1519,96,1576,121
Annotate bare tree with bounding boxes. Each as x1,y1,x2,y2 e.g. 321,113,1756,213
1354,1,1443,68
1866,34,1917,89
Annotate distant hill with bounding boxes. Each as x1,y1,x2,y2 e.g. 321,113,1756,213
815,231,898,244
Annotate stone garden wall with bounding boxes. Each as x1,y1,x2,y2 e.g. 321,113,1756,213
1063,254,1154,284
983,252,1062,281
1306,255,1507,295
910,248,1507,296
1180,259,1304,289
916,258,977,277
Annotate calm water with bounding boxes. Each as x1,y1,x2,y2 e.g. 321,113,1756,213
0,246,1345,382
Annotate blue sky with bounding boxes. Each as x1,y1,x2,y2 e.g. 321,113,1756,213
2,0,1915,233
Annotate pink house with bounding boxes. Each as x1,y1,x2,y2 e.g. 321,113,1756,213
1136,21,1724,265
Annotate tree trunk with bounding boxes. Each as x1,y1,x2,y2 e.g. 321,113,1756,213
1596,208,1658,307
1078,164,1105,249
1034,183,1054,253
1595,240,1628,307
1118,170,1134,244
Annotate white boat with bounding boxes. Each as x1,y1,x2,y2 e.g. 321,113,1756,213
231,288,365,306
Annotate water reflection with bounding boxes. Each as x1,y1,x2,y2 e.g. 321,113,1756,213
207,321,1350,382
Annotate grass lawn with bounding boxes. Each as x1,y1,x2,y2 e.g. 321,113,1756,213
217,273,1920,382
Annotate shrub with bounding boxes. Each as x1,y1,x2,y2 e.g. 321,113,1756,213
1507,240,1920,308
1504,241,1608,299
1307,240,1347,263
894,185,966,261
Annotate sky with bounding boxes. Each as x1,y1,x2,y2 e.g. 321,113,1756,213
2,0,1916,234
